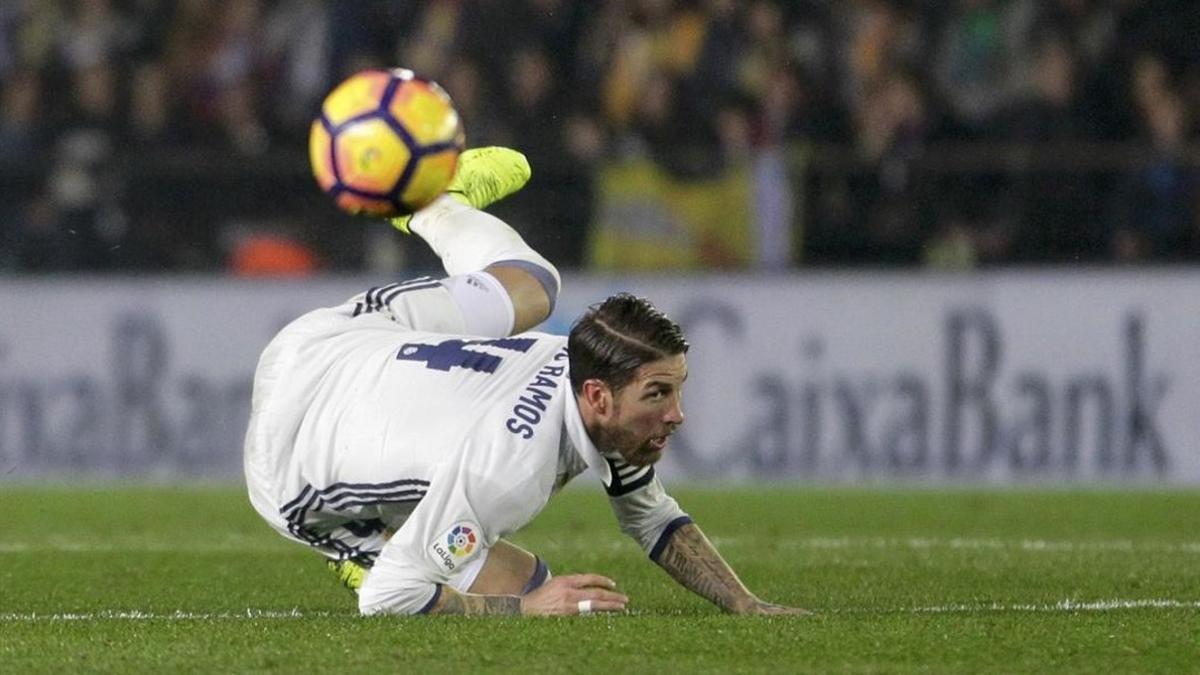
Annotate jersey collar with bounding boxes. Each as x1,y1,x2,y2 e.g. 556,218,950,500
563,390,612,486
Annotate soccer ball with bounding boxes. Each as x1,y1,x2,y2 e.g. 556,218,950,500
309,68,465,217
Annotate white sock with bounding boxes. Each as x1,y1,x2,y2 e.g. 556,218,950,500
410,195,561,295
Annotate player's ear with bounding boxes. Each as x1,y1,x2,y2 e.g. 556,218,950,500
581,379,611,417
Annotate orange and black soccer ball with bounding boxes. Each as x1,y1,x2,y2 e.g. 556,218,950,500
309,68,465,217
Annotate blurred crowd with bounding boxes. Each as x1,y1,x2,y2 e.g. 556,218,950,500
1,0,1199,274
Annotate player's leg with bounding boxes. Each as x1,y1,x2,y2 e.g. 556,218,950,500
483,266,554,335
394,147,561,335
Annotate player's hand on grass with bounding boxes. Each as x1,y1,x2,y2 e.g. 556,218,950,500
520,574,628,616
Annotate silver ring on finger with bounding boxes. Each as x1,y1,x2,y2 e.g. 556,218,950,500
577,599,593,615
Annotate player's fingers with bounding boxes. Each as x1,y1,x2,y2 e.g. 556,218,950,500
576,587,629,605
580,599,626,614
562,573,618,590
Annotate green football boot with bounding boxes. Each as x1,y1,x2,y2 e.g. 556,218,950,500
390,146,532,233
326,558,367,595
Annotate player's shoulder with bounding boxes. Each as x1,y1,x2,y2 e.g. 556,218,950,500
519,331,568,360
475,331,567,370
504,331,569,379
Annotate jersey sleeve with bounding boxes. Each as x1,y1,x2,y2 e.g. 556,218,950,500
601,457,691,561
357,459,540,616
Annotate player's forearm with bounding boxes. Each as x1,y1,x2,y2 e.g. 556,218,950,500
653,522,759,613
425,584,523,616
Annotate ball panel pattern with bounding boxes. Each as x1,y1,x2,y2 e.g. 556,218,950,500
322,70,390,127
335,191,395,217
400,148,459,208
388,81,462,147
308,121,337,191
333,118,412,195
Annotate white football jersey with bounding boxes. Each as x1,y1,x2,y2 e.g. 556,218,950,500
244,275,689,615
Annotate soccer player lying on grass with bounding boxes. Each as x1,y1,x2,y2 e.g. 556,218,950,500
244,147,805,617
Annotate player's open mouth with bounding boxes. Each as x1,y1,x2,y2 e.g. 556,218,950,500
648,435,669,451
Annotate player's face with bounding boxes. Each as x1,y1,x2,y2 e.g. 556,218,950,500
604,354,688,466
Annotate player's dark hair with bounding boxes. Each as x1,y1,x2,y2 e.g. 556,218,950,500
567,293,689,394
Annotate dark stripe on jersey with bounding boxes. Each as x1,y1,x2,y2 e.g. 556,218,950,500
617,464,647,480
618,468,655,495
603,457,656,497
279,484,315,514
649,516,694,562
321,487,427,507
357,277,438,316
280,479,429,518
380,281,440,306
286,478,429,501
281,492,320,525
283,486,428,524
521,557,551,595
279,478,432,566
417,585,443,614
287,521,368,563
367,283,401,310
286,510,384,566
280,484,430,544
327,494,426,510
314,478,430,493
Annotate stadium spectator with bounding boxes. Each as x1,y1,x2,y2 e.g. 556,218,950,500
0,67,42,161
999,33,1106,263
834,0,924,114
930,0,1036,136
853,67,942,265
493,46,596,269
1108,56,1198,261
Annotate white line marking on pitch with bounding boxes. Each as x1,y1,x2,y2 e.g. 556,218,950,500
896,599,1200,614
0,609,347,622
2,599,1197,622
0,539,292,554
707,536,1200,555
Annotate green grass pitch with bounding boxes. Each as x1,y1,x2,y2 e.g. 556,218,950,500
2,485,1198,673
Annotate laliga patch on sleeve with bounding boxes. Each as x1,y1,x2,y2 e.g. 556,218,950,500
429,521,481,572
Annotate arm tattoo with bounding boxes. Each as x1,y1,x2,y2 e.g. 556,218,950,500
429,586,523,616
655,523,754,613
